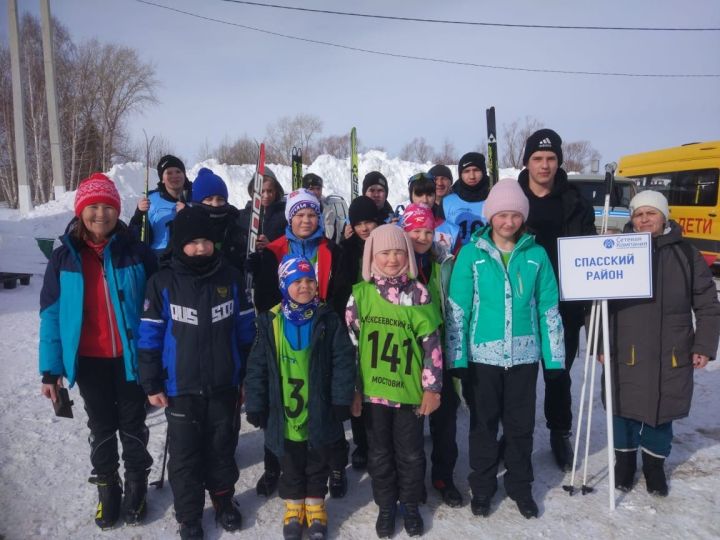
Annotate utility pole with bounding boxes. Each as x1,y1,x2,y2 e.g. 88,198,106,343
8,0,32,213
41,0,65,199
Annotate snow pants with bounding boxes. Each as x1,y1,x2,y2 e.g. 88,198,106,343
279,439,331,500
613,416,673,457
166,388,240,523
76,356,152,478
542,313,583,433
429,369,460,483
364,403,425,507
466,362,538,500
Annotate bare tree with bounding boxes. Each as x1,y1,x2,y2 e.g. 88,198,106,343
500,116,543,169
399,137,434,163
310,133,350,160
432,139,457,165
265,114,323,165
215,135,257,165
563,140,601,173
0,47,18,206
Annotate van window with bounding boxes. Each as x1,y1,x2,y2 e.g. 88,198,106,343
633,168,719,207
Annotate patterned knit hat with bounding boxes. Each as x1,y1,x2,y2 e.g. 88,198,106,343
278,255,317,299
362,224,417,281
74,173,121,217
400,203,435,232
482,178,529,221
285,188,321,221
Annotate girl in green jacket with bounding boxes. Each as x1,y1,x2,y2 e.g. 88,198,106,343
446,179,564,520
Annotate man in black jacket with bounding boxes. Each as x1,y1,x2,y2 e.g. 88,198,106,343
517,129,596,472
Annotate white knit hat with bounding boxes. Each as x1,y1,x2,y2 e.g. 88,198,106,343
629,190,669,220
285,188,321,221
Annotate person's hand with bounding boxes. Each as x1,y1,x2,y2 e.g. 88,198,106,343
351,390,363,417
41,378,63,402
175,201,186,212
255,234,269,251
693,353,710,369
416,390,441,416
343,224,354,240
246,410,268,429
137,197,150,212
597,354,604,365
148,392,169,408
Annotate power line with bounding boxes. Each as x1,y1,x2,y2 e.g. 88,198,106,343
218,0,720,32
136,0,720,78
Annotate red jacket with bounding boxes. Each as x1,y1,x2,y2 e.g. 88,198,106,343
265,235,334,301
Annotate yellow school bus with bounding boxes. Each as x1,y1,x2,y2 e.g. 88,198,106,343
618,141,720,266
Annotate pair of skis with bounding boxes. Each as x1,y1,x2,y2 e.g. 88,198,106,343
292,147,303,190
245,143,266,296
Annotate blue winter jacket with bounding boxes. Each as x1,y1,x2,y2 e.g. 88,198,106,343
38,220,158,386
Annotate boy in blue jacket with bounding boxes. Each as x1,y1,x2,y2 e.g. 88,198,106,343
137,206,255,540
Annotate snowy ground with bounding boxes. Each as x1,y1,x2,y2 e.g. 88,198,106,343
1,156,719,539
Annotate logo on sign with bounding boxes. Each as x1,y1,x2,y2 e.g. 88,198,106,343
603,239,615,249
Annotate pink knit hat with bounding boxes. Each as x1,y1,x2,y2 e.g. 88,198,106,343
362,224,417,281
401,203,435,232
482,178,529,221
74,173,121,217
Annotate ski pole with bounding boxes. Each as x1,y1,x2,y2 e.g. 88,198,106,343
150,430,169,489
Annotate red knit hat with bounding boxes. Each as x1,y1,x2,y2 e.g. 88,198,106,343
74,173,121,217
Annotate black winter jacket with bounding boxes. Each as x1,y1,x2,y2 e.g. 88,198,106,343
244,304,356,456
237,199,288,254
331,234,365,321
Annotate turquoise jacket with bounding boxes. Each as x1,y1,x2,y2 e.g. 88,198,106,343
445,227,564,370
38,220,156,387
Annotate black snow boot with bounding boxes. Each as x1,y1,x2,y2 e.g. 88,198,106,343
256,469,279,497
328,469,347,498
513,494,539,519
470,493,492,517
122,471,148,525
550,430,574,472
351,446,368,470
211,490,243,532
375,505,396,538
432,479,463,508
614,450,637,492
642,451,669,497
179,520,204,540
89,471,123,529
402,503,424,537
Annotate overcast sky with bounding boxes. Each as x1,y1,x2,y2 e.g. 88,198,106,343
3,0,719,168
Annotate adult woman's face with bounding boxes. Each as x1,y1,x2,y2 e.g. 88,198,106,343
632,206,665,237
291,208,319,239
81,204,118,242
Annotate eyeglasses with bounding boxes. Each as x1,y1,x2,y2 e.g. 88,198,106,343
407,172,435,186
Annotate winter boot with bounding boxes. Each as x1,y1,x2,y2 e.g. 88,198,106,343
179,520,204,540
122,472,148,525
89,472,123,529
614,450,638,492
328,469,347,498
375,504,397,539
642,451,669,497
351,446,368,470
402,503,424,537
470,493,492,517
283,500,305,540
211,490,243,532
305,499,328,540
256,469,279,497
432,479,463,508
513,494,539,519
550,430,574,472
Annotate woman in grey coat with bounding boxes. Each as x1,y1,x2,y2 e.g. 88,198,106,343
602,190,720,497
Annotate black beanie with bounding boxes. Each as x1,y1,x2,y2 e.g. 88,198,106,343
302,173,323,188
522,128,563,166
458,152,487,178
362,171,388,194
157,154,186,180
348,195,379,226
428,164,453,182
172,206,215,253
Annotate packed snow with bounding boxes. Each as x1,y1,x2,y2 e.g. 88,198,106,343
1,154,718,539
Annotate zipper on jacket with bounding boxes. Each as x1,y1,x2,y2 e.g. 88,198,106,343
100,258,119,358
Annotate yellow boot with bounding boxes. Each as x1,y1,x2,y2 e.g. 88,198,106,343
305,498,328,540
283,500,305,540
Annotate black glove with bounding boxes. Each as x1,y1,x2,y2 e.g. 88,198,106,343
246,410,268,429
332,405,351,423
544,367,565,381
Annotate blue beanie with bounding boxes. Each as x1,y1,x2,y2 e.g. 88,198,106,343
191,168,228,203
278,255,316,299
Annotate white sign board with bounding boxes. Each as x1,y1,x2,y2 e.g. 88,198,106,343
557,233,653,301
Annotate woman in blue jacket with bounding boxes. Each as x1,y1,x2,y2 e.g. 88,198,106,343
39,173,157,529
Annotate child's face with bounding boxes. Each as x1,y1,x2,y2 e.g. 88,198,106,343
408,228,433,254
288,277,318,304
260,180,277,207
411,190,435,207
201,195,226,207
374,249,408,277
490,212,524,242
291,208,319,239
162,167,185,192
353,220,377,241
182,238,215,256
